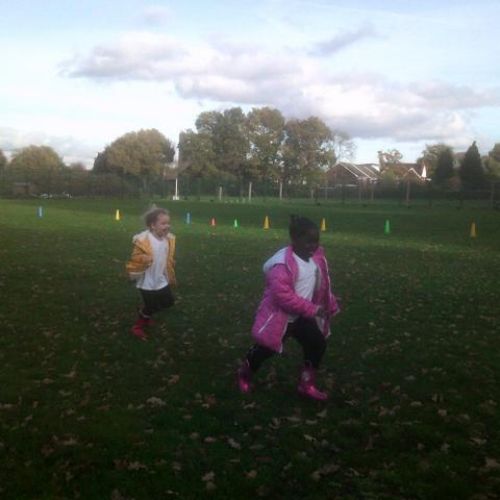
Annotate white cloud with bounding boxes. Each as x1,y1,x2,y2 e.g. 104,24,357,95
0,126,98,167
60,30,500,153
3,0,497,167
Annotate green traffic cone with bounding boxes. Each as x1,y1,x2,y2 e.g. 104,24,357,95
233,219,239,228
384,219,390,234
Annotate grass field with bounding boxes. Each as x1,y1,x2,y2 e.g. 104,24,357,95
1,197,499,499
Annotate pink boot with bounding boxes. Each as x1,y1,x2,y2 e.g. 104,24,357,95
131,318,148,341
237,360,252,393
297,365,328,401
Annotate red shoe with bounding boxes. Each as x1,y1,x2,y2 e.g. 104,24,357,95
297,366,328,401
131,319,148,341
237,360,252,393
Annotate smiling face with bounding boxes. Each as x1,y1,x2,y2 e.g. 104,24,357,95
150,213,171,238
292,227,319,261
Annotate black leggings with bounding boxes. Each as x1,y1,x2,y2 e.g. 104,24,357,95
139,285,175,317
246,317,326,371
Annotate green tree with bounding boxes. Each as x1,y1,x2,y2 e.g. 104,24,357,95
485,143,500,180
194,108,249,194
331,129,356,162
0,148,7,194
9,145,65,193
0,148,7,172
379,149,403,165
433,146,455,187
217,108,250,189
246,107,285,182
459,141,486,190
195,110,221,136
420,143,453,178
92,151,112,175
178,130,218,179
94,129,175,194
282,117,336,189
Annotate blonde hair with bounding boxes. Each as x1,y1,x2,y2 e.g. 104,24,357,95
144,207,169,227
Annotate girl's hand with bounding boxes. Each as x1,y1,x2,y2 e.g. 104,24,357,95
315,306,326,318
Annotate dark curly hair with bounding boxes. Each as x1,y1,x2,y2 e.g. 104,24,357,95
289,214,318,240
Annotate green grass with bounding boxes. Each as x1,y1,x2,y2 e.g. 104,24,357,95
1,197,499,499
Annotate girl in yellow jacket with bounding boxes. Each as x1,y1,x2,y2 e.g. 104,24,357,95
126,207,176,340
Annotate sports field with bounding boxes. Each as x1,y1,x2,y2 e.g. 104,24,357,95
1,198,499,499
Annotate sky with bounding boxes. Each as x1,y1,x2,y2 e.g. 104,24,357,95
1,0,499,167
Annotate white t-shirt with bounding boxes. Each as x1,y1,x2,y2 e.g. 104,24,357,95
289,253,318,321
136,233,169,291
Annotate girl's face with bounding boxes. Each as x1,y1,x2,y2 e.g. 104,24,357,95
150,213,171,238
292,228,319,261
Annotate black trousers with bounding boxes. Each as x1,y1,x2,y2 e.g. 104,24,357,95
139,285,175,317
246,317,326,371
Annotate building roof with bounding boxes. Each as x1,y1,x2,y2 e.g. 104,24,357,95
381,162,428,179
334,162,380,180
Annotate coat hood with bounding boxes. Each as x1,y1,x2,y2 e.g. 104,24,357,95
262,246,326,274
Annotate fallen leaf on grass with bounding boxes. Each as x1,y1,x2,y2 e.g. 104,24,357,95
441,443,450,453
227,437,241,449
202,471,215,481
146,397,166,407
485,458,500,470
470,437,486,446
311,463,340,481
202,470,215,490
111,489,128,500
127,461,147,471
303,434,317,443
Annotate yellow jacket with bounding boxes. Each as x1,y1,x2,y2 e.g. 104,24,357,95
125,230,176,285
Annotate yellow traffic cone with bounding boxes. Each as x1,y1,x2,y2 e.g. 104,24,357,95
470,221,477,238
263,215,270,230
115,209,121,221
320,218,326,232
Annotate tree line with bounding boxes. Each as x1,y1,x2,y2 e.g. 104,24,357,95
1,105,498,198
419,141,500,192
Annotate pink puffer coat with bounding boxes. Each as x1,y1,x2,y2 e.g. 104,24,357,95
251,245,340,353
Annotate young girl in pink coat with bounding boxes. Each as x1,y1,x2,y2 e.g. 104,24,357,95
238,215,340,401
